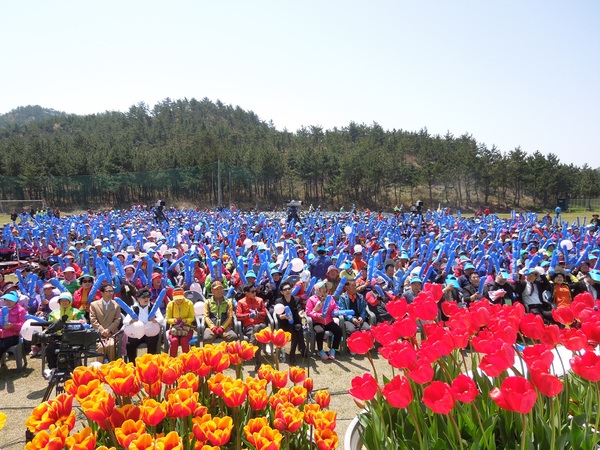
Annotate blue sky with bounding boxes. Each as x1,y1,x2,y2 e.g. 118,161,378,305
1,1,598,168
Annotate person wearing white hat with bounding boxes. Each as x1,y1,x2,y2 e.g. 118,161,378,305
0,291,26,367
61,266,80,294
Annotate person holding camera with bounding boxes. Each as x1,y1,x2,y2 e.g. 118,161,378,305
89,284,122,363
43,292,85,379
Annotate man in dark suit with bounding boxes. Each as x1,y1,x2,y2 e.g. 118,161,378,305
89,284,122,362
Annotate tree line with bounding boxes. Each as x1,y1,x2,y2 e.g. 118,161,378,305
0,98,598,210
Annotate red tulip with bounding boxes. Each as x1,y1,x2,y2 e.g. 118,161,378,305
370,322,400,346
552,307,575,326
479,342,515,377
521,344,553,372
422,381,455,414
529,362,563,397
519,314,546,340
580,315,600,345
441,301,460,318
406,360,434,385
409,293,438,321
469,300,491,329
380,340,417,369
347,330,374,355
571,292,595,320
348,373,379,401
570,351,600,382
422,282,443,302
540,324,560,346
559,328,588,352
490,376,537,414
385,298,408,319
382,375,413,409
451,374,478,403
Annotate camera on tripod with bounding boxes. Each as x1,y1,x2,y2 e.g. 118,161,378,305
285,200,303,224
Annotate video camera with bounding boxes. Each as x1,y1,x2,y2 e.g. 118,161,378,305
31,316,100,348
285,200,303,224
285,200,303,208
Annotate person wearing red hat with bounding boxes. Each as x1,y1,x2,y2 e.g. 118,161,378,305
150,273,173,316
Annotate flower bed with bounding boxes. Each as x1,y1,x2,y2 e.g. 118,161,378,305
346,284,600,450
25,338,338,450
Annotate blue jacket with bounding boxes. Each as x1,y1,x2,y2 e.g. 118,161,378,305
337,292,368,321
309,255,333,280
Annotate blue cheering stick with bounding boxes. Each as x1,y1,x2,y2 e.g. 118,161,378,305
115,298,138,320
15,269,27,295
477,276,486,295
87,274,105,300
112,256,125,278
49,278,67,293
374,285,386,299
332,276,347,300
375,270,393,285
148,289,166,320
0,306,8,327
321,295,332,318
146,258,155,286
291,285,301,296
575,245,591,267
423,265,434,283
549,250,559,275
225,286,236,299
184,257,193,286
306,277,317,296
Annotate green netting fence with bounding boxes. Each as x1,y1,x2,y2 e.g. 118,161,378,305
0,163,274,209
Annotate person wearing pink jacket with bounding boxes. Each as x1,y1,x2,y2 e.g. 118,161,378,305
0,291,27,363
305,281,343,360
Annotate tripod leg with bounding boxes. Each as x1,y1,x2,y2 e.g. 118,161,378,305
42,378,58,403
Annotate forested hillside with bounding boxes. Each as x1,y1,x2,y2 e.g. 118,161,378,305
0,98,598,210
0,105,65,128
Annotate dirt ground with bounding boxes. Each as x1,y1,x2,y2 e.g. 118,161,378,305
0,345,392,449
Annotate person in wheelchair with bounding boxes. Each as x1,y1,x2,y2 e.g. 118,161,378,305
44,292,86,379
236,283,268,370
123,288,165,364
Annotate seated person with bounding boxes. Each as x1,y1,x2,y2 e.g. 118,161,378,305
203,281,237,344
165,288,195,357
89,284,122,363
337,279,371,339
306,281,343,361
275,281,307,365
483,270,515,305
236,283,268,370
0,291,26,368
366,278,394,324
44,292,86,378
123,288,165,364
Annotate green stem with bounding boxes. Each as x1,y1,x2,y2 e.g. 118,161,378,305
520,413,527,450
407,403,424,449
366,351,378,381
448,413,464,450
595,383,600,444
550,396,555,450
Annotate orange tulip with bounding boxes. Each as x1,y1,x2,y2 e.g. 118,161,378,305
109,404,142,428
80,389,115,430
245,375,268,392
179,347,205,374
205,346,230,373
303,377,314,393
274,403,304,433
26,393,76,433
271,369,289,389
257,364,275,382
126,433,156,450
156,430,183,450
143,380,164,397
115,419,146,448
194,404,209,418
313,410,337,431
246,425,283,450
166,388,199,418
198,446,220,450
70,378,103,404
208,372,231,396
248,388,269,410
177,371,200,391
272,329,291,348
141,398,167,426
25,424,70,450
314,389,331,408
289,366,307,384
269,390,289,410
70,365,100,389
96,446,117,450
255,327,273,344
288,385,308,406
192,414,214,442
222,378,248,408
315,428,339,450
203,416,234,446
226,340,257,361
136,353,162,385
244,417,270,438
104,361,141,397
303,404,321,426
161,358,183,385
65,427,96,450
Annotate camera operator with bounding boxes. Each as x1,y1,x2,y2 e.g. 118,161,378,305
154,200,167,224
43,292,86,379
123,288,165,364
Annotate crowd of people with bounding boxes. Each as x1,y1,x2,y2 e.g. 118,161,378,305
1,204,600,377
